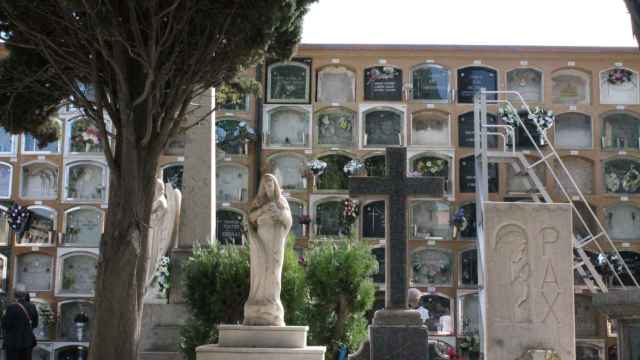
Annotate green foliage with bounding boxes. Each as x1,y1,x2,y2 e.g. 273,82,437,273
179,235,306,360
305,241,377,359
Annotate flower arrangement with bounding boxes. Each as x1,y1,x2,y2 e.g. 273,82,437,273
605,172,621,193
499,105,520,127
527,106,555,133
417,159,446,176
157,256,171,296
307,159,327,176
452,208,468,234
215,120,257,153
70,119,101,153
342,198,360,227
343,159,365,176
623,167,640,193
459,335,481,356
607,68,633,85
7,203,31,236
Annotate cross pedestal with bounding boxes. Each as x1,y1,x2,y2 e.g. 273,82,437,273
348,147,444,360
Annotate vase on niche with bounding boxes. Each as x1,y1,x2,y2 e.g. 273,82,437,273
75,321,86,341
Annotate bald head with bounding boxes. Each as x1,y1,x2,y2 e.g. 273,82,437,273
408,288,421,308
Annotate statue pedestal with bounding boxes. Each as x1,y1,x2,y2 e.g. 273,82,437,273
196,325,325,360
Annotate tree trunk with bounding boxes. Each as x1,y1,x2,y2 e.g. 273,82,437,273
90,129,160,360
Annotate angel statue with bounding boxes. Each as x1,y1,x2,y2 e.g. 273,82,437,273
243,173,292,326
144,178,182,301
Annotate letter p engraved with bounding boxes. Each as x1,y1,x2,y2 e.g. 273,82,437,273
540,227,559,257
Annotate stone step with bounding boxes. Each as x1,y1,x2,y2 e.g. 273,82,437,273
139,352,182,360
196,345,325,360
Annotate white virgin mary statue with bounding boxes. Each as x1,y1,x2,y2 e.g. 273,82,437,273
244,173,292,326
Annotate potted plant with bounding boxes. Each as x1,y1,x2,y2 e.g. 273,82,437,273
307,160,327,191
458,335,481,360
74,311,89,341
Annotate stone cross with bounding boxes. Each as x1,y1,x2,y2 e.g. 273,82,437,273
349,147,444,309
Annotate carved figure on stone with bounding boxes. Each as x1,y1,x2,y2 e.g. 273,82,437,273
244,174,292,326
144,179,181,298
494,224,532,323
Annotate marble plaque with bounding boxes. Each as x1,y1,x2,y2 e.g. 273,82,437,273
457,67,498,103
604,158,640,194
316,154,350,190
216,164,248,202
0,128,14,153
267,107,309,147
459,112,498,148
602,112,640,150
364,109,402,146
316,108,354,146
316,200,349,237
59,301,95,340
21,163,58,199
575,294,599,337
364,66,403,101
483,202,574,360
270,155,306,191
555,113,592,149
459,155,499,193
60,254,97,295
20,207,55,245
317,66,355,103
553,157,593,196
420,294,453,335
0,163,11,198
216,210,244,245
371,247,385,284
507,68,543,103
412,64,449,102
23,134,59,153
364,155,386,177
162,164,183,191
605,204,640,241
69,118,103,153
287,200,304,239
458,292,481,336
67,163,105,201
411,200,450,239
411,112,449,147
16,254,53,291
460,249,478,287
552,70,590,105
600,69,639,105
411,248,453,286
0,210,10,245
362,200,385,238
267,61,311,103
65,208,102,247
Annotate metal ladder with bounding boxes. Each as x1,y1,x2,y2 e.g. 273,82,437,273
473,89,640,294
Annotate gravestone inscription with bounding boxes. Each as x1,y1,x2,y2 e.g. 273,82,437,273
459,112,497,148
363,201,386,238
364,66,403,101
457,67,497,103
216,210,244,245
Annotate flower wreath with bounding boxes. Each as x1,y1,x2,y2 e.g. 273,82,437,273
7,203,30,236
417,159,446,176
623,167,640,193
527,106,555,133
342,198,360,227
343,159,365,176
607,68,633,85
307,159,327,176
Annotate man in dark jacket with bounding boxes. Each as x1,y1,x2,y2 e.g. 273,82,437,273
2,284,38,360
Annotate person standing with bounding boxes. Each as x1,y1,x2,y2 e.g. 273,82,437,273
408,288,430,323
2,284,38,360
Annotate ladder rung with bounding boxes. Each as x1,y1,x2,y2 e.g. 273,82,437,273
573,261,585,269
527,152,555,169
576,232,604,248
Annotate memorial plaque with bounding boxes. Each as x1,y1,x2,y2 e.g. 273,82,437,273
364,155,386,177
507,68,543,103
555,113,592,149
605,204,640,241
267,107,309,147
60,301,95,340
460,203,477,239
363,109,402,146
484,202,574,360
575,294,599,337
602,112,640,150
287,200,304,239
554,157,593,195
67,163,105,201
316,200,349,237
317,66,355,103
216,210,244,245
457,66,497,103
317,155,350,190
16,254,53,291
604,158,640,194
21,163,58,199
20,207,55,245
460,249,478,287
162,164,183,191
458,112,497,148
411,112,449,147
552,70,590,105
216,164,248,202
411,248,453,286
270,155,306,191
458,292,481,336
420,294,453,334
371,247,385,284
0,128,14,153
60,254,97,295
69,118,103,153
65,208,102,247
0,163,11,198
410,200,450,240
362,200,385,238
459,155,499,193
316,108,354,146
412,64,449,102
600,69,639,105
267,60,311,103
364,66,403,101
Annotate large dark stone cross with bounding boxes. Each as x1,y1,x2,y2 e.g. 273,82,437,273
349,147,444,309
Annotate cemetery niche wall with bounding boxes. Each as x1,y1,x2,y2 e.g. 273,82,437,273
457,291,480,336
605,203,640,241
459,248,478,287
316,154,351,191
315,107,355,147
412,64,450,102
316,65,356,104
162,163,183,191
15,253,53,292
364,66,403,101
419,293,454,335
411,247,453,287
554,113,592,149
66,117,103,154
604,157,640,194
58,300,95,341
459,155,499,193
216,164,249,202
286,199,305,239
410,153,451,192
600,67,640,105
411,111,450,147
266,59,311,104
361,200,385,239
19,206,56,245
457,66,497,103
601,112,640,150
63,207,103,247
0,162,12,198
57,251,98,297
507,68,543,103
21,161,59,199
264,106,311,148
64,161,107,202
410,200,450,240
552,68,591,105
314,198,351,238
269,154,307,191
459,112,497,148
0,128,16,154
362,107,404,147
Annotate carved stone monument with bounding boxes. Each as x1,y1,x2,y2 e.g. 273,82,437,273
196,174,325,360
483,202,575,360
